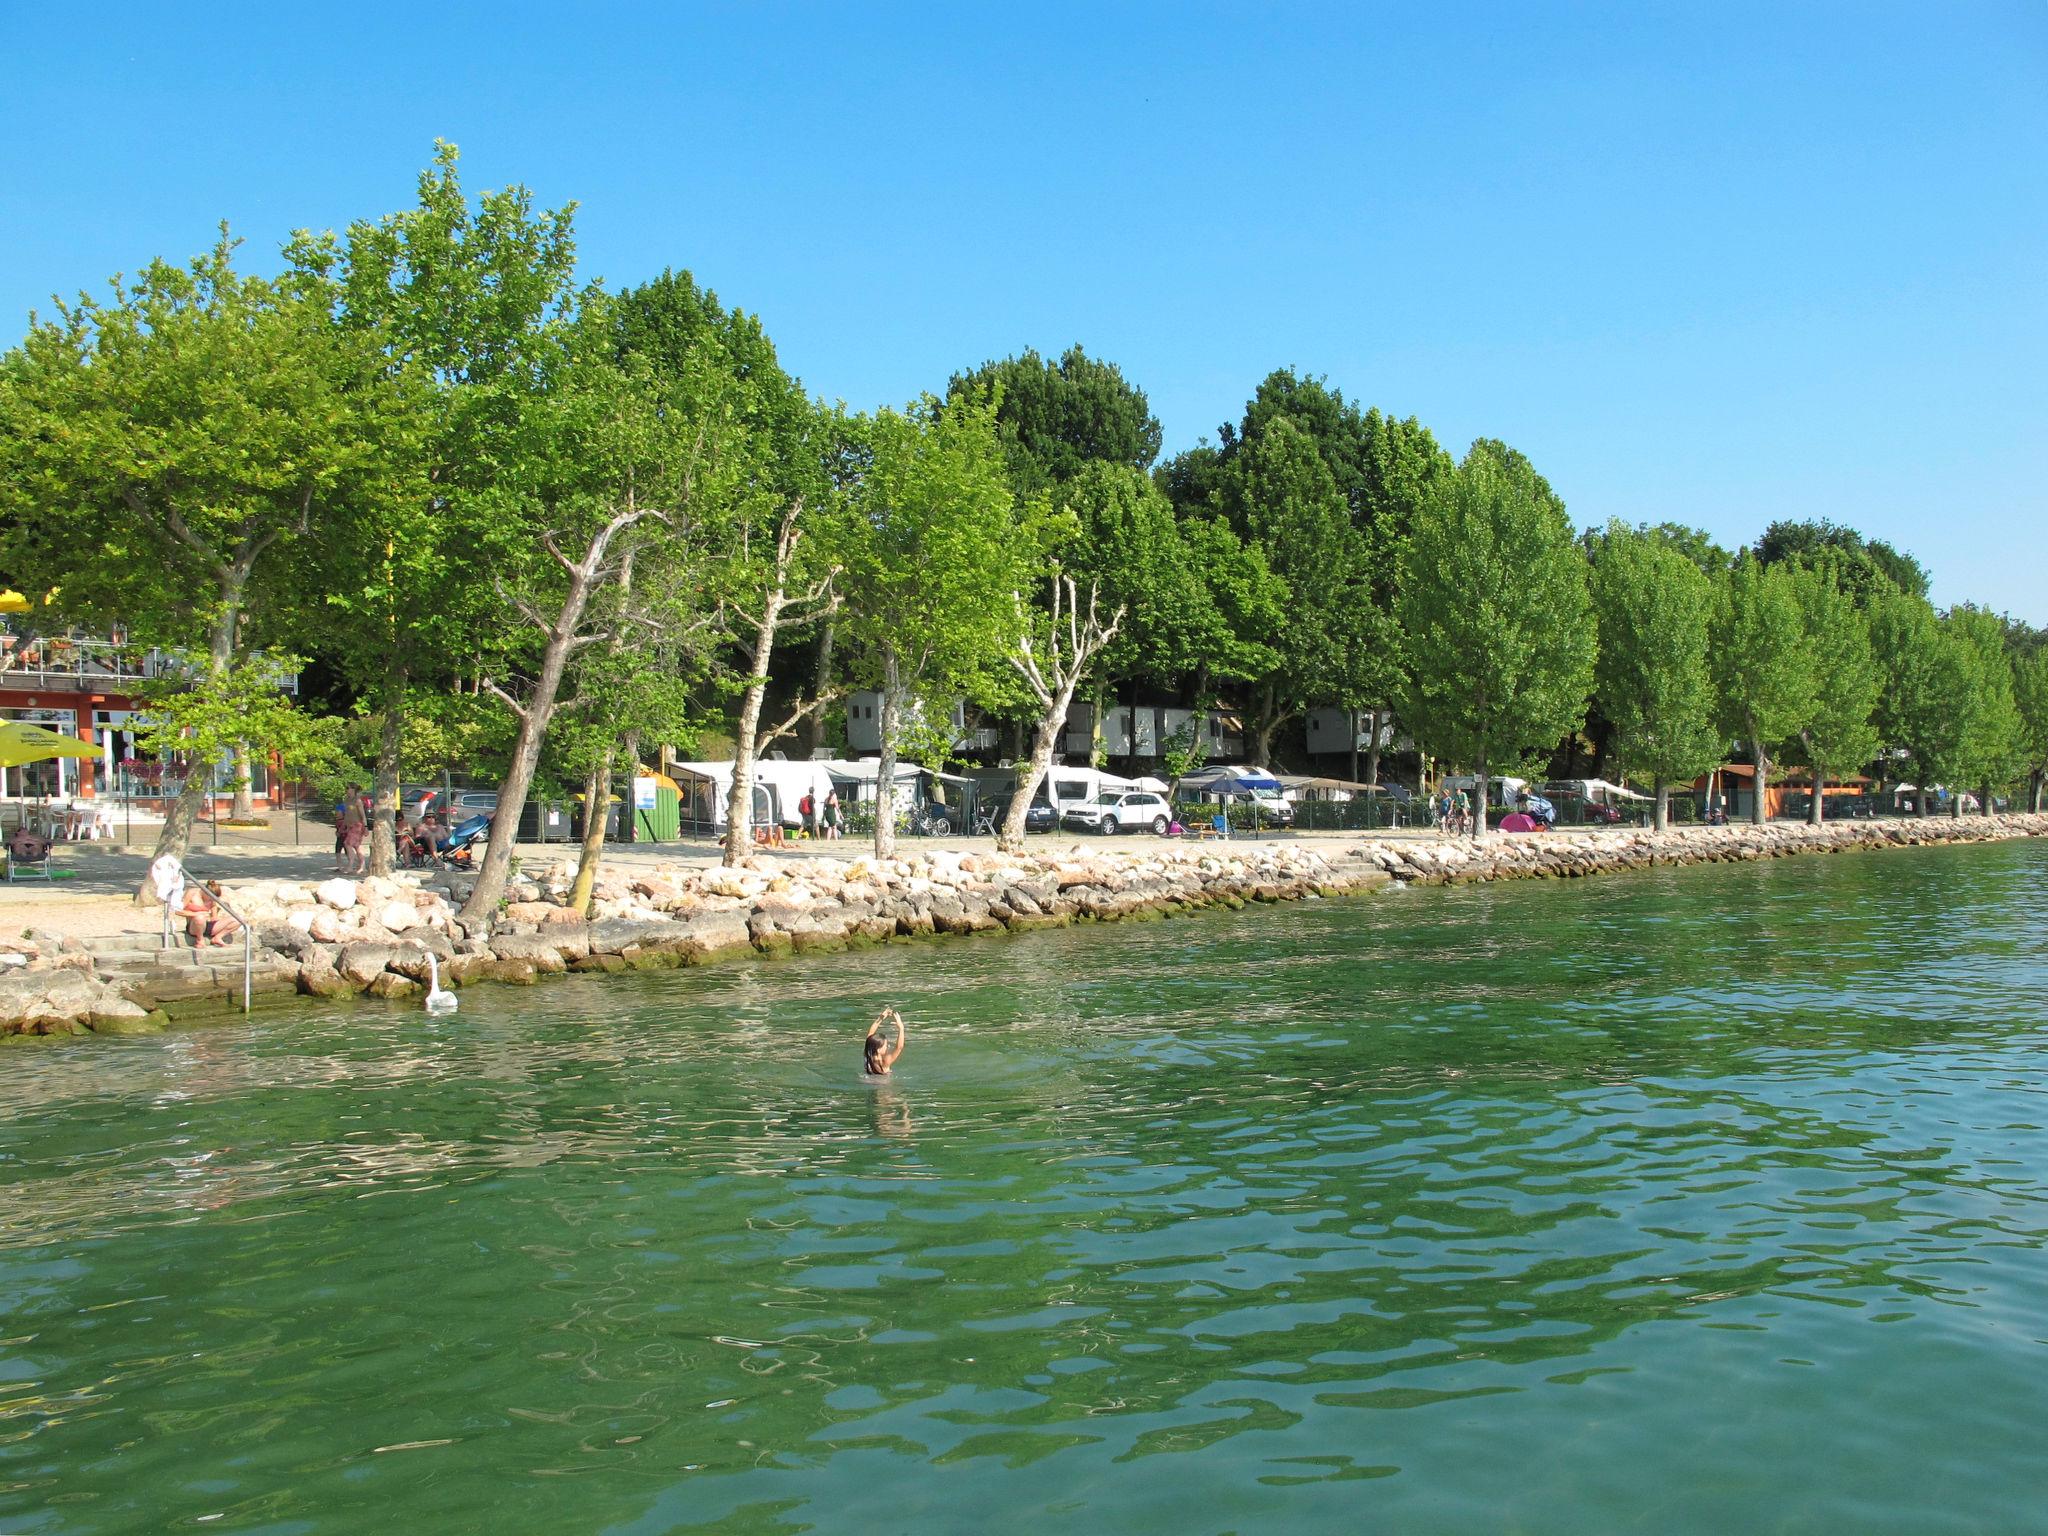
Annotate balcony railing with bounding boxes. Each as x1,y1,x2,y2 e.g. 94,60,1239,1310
0,635,298,694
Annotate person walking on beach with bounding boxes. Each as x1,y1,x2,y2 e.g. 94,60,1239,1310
337,807,368,874
799,791,817,838
864,1008,906,1076
823,790,843,839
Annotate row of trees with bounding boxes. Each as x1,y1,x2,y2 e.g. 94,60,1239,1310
3,148,2042,929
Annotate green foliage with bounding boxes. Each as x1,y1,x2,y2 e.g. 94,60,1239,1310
2011,649,2048,795
1159,714,1210,783
1791,565,1882,782
1946,606,2022,791
1232,415,1380,715
1713,556,1813,759
1395,440,1595,778
836,393,1037,704
947,345,1162,496
1755,518,1928,603
0,235,400,652
1870,588,1956,788
1590,524,1723,787
137,655,353,791
282,143,580,697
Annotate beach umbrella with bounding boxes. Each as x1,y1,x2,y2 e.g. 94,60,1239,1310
0,722,100,824
0,721,101,767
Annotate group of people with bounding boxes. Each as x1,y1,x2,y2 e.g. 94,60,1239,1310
796,789,844,839
1432,787,1474,835
331,797,471,873
398,810,461,866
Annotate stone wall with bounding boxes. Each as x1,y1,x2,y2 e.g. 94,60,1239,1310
5,813,2044,1038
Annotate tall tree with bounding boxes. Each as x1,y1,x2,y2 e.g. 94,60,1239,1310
610,271,840,870
1211,370,1451,776
835,394,1031,857
1870,589,1959,817
457,302,740,924
1001,565,1123,850
0,236,403,898
1225,416,1378,765
2011,648,2048,814
1946,606,2021,817
1790,565,1882,825
286,143,580,875
947,345,1161,497
1589,525,1722,829
1712,556,1813,826
1396,440,1595,837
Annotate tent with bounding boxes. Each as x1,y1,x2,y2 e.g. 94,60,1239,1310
1577,777,1649,802
1181,766,1284,797
1498,811,1543,833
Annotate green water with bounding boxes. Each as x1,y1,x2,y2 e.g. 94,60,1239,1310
3,842,2046,1534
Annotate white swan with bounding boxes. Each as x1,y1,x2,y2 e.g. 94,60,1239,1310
423,953,459,1016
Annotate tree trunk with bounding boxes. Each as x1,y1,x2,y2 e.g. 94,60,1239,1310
1473,751,1489,839
230,741,256,821
1809,765,1825,826
1003,675,1079,853
723,585,785,868
2032,771,2044,815
799,619,836,758
459,586,593,928
567,748,613,915
367,659,406,876
1249,683,1280,768
1364,708,1383,788
874,651,901,859
1348,711,1360,787
1979,781,1993,818
1654,780,1670,832
1751,741,1768,826
1089,673,1107,767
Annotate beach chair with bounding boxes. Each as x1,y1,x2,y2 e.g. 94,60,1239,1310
5,830,53,881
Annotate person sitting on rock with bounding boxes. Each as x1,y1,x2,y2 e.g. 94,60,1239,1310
864,1007,906,1076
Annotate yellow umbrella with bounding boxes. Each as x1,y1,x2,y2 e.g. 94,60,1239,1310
0,591,28,614
0,721,101,767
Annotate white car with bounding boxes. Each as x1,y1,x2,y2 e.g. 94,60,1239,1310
1063,790,1174,836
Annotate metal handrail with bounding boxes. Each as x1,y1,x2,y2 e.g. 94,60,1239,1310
156,856,253,1014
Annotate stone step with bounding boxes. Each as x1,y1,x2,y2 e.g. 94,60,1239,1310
77,931,187,956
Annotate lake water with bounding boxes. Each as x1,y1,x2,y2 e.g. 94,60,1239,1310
3,840,2046,1534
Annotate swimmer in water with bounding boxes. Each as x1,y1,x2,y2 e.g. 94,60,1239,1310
864,1008,906,1076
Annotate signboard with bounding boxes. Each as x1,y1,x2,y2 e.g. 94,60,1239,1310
633,776,658,810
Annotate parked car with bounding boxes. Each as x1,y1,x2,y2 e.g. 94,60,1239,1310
980,793,1057,835
1063,790,1175,836
1584,800,1625,825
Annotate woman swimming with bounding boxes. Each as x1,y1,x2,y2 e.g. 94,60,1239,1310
863,1008,906,1076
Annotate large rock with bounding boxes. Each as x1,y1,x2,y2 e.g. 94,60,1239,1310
488,934,568,974
315,879,358,910
337,943,397,986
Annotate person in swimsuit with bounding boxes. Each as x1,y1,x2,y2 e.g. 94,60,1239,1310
863,1008,906,1076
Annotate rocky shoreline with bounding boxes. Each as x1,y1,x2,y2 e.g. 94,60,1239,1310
5,813,2044,1038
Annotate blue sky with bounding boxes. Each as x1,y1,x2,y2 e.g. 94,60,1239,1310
5,3,2043,619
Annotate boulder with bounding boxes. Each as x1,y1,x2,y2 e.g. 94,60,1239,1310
337,943,397,987
488,934,568,974
315,878,359,910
